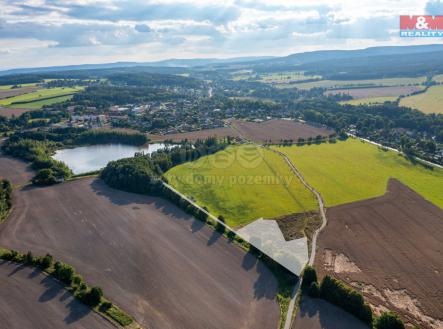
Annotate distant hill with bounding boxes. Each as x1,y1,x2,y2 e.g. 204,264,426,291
0,56,274,77
263,44,443,66
2,44,443,80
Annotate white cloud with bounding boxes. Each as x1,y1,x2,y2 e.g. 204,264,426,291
0,0,438,69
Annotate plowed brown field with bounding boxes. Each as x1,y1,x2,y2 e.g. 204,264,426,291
231,119,334,143
315,179,443,329
0,177,280,329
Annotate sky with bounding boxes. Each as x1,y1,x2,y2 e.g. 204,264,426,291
0,0,443,69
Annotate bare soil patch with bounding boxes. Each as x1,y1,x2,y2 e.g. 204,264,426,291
292,295,369,329
275,211,322,254
0,107,39,118
231,119,334,143
0,262,113,329
148,127,240,142
0,178,280,329
0,86,39,100
315,179,443,329
324,86,422,99
323,250,361,274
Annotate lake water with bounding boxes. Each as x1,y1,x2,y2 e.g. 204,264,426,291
53,143,167,175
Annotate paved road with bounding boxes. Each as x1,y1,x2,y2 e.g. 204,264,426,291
0,262,114,329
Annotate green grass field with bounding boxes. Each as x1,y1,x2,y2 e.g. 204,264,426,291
0,83,39,90
19,95,75,109
259,71,321,83
399,85,443,114
340,96,398,105
165,144,318,227
273,139,443,209
279,77,426,90
0,87,83,108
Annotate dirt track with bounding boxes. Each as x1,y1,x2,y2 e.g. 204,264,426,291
232,120,334,143
315,179,443,328
0,262,113,329
292,296,369,329
0,178,280,329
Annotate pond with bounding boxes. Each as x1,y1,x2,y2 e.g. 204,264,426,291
52,143,167,175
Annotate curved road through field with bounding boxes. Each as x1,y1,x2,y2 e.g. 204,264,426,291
229,122,329,329
266,148,328,329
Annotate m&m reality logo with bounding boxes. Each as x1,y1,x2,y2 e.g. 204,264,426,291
400,15,443,37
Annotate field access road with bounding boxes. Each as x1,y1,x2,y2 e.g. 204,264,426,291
229,122,329,329
0,177,280,329
266,148,328,329
0,262,114,329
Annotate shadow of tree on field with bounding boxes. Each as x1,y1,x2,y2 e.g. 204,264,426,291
7,262,27,277
64,298,92,324
39,276,63,303
295,296,370,329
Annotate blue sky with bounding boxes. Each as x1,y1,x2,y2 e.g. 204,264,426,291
0,0,443,69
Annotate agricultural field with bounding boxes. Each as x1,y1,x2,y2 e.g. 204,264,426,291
258,71,321,83
0,86,39,100
0,87,83,109
148,127,240,142
0,262,114,329
273,138,443,208
165,144,318,227
0,83,39,90
328,85,423,105
0,107,39,118
0,176,280,329
315,179,443,329
231,119,334,143
399,85,443,114
17,95,74,109
340,96,397,105
280,77,426,90
0,155,34,186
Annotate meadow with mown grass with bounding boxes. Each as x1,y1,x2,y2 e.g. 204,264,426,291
279,77,426,90
273,138,443,208
165,144,318,227
399,85,443,114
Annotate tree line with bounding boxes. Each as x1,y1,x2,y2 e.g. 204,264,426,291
302,266,405,329
10,127,148,146
0,179,12,221
101,137,229,194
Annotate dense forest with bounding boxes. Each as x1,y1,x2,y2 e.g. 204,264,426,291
9,128,148,146
101,137,229,194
